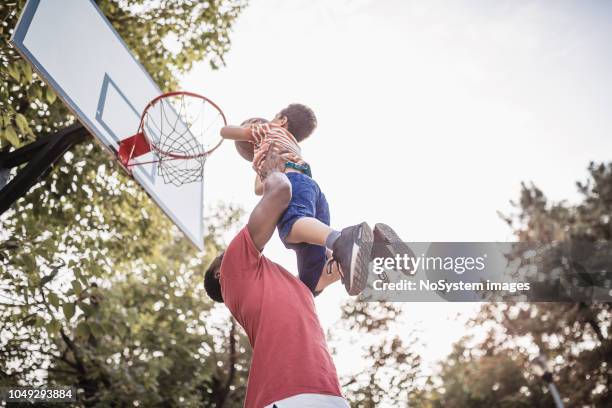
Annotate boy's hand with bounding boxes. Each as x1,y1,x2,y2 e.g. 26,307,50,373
260,143,286,179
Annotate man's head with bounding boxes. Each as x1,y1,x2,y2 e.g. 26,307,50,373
271,103,317,142
204,251,225,302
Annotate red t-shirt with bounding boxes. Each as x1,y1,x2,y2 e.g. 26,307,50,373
220,227,343,408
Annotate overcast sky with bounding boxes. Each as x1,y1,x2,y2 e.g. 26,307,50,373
181,0,612,377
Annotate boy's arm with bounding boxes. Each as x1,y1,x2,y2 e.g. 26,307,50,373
254,174,264,196
220,126,252,141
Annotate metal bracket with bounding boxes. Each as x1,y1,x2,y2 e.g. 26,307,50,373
0,123,90,215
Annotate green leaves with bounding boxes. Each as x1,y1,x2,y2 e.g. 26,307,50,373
62,302,75,320
20,254,36,273
46,87,56,105
421,164,612,407
0,0,248,405
47,292,60,309
7,62,20,82
23,62,33,83
79,302,96,317
75,321,89,339
71,280,82,296
3,125,20,147
88,321,103,337
15,113,32,135
47,319,61,334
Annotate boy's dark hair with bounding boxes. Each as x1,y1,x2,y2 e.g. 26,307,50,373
279,104,317,142
204,253,224,303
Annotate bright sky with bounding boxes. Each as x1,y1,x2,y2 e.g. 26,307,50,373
181,0,612,379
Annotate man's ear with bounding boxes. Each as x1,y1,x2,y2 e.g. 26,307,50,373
279,115,288,127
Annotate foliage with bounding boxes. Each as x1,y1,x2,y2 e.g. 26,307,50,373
1,0,250,406
0,138,250,406
415,335,540,408
330,302,422,407
418,162,612,407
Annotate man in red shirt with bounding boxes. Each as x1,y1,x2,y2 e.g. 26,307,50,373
204,147,349,407
203,148,407,407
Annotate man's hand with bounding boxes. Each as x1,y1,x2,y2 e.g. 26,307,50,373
254,174,264,196
259,142,286,180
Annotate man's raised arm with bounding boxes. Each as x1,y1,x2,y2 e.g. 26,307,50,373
247,145,291,251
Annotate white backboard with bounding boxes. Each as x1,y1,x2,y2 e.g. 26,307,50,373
11,0,204,250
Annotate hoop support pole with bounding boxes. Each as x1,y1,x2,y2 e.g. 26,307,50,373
0,123,89,215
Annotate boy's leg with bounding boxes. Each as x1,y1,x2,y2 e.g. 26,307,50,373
285,217,334,246
277,173,334,247
283,184,339,249
314,250,342,293
278,173,372,296
295,244,329,294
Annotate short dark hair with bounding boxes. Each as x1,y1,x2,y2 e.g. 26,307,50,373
279,104,317,142
204,253,224,303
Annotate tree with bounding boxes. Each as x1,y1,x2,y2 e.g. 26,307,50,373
419,162,612,407
0,149,250,405
416,334,542,408
329,302,422,407
1,0,250,405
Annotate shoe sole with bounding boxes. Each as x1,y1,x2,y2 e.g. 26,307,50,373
374,223,415,275
347,222,373,296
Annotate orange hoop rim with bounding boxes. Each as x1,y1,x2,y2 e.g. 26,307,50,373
137,90,227,159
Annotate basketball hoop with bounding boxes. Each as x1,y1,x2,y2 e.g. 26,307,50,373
119,91,226,186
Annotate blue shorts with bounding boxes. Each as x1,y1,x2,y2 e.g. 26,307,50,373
277,172,330,294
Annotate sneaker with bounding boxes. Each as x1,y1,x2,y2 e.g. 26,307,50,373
330,222,373,295
373,223,415,276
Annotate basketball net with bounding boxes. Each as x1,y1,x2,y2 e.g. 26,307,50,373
118,91,226,186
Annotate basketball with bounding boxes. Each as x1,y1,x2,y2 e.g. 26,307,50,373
235,140,254,162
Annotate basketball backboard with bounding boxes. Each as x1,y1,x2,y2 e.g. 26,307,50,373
11,0,205,250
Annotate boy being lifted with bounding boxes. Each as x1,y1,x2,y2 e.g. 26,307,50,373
221,104,403,296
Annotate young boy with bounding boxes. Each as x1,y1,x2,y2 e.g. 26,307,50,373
220,105,372,296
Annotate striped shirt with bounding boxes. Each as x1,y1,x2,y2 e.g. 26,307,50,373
249,123,305,175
